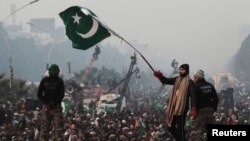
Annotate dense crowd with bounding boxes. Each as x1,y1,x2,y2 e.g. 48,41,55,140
0,85,249,141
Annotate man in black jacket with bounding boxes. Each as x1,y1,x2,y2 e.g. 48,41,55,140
154,64,198,141
37,64,65,141
191,69,219,141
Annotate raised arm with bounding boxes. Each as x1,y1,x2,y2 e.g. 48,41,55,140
153,71,177,85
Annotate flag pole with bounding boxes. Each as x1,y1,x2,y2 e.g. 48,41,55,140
92,16,155,72
119,37,155,72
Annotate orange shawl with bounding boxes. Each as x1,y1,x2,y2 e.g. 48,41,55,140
166,76,190,127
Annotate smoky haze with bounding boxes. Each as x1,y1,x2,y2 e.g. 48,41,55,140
1,0,250,80
229,34,250,82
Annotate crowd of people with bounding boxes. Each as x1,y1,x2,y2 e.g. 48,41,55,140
0,64,249,141
0,91,249,141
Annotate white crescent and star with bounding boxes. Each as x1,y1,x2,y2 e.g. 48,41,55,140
72,12,99,39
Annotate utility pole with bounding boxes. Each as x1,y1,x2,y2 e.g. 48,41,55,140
1,0,39,24
0,28,13,89
81,45,100,83
118,52,137,112
0,0,39,89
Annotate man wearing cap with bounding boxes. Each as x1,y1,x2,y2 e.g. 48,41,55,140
37,64,65,141
153,64,198,141
191,69,219,141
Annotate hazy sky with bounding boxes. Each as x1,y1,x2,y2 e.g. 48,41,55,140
1,0,250,77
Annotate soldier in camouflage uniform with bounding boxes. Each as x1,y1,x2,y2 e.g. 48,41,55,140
191,70,219,141
37,64,65,141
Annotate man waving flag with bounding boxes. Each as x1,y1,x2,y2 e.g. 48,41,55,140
59,6,111,50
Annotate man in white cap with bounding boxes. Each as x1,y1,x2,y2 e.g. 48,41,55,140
191,69,219,141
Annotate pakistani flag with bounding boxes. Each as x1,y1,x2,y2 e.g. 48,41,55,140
59,6,111,50
61,99,72,114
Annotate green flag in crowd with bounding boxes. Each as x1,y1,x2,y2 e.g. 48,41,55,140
62,99,72,114
154,103,165,110
185,119,192,127
139,117,146,136
59,6,111,50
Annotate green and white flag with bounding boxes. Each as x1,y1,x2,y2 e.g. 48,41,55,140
59,6,111,50
61,99,72,114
